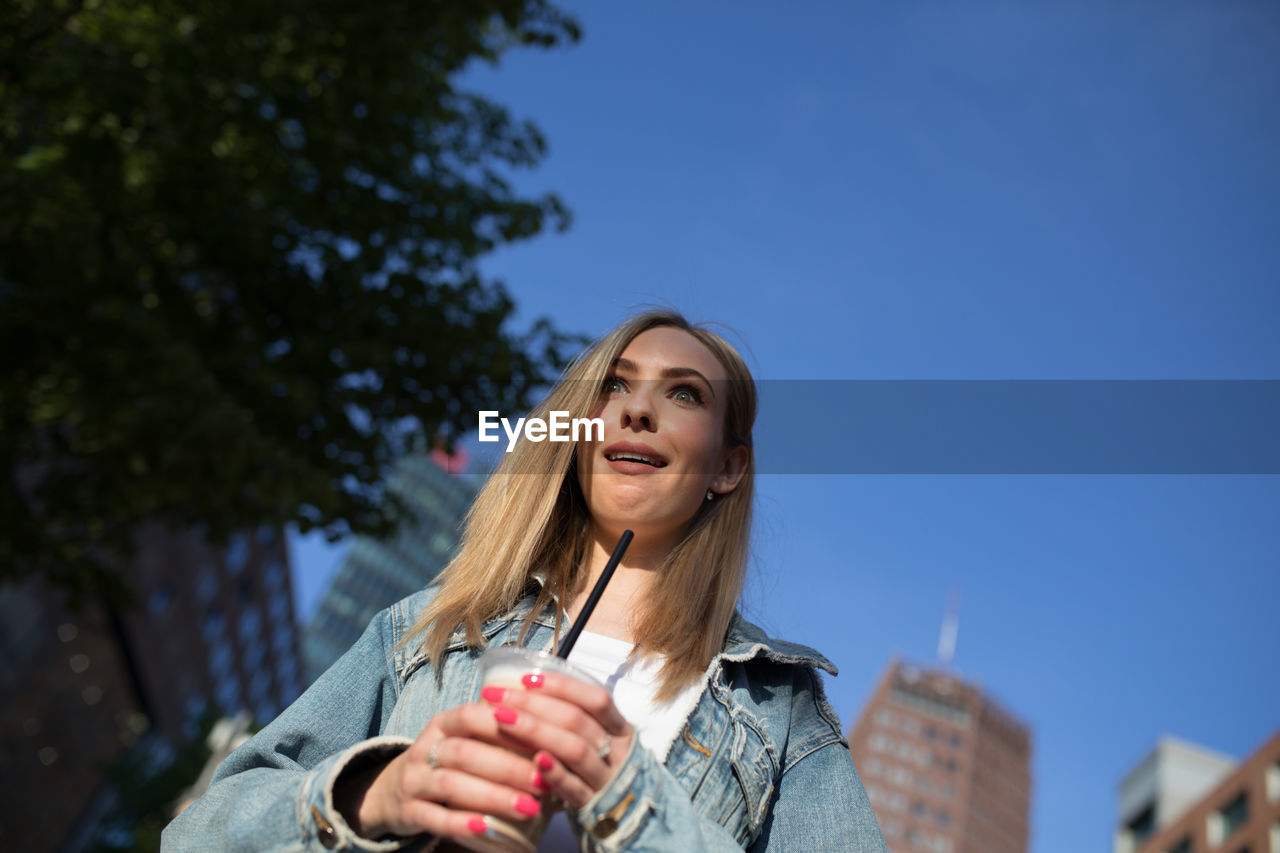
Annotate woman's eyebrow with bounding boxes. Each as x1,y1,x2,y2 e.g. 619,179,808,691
611,358,716,400
661,367,716,399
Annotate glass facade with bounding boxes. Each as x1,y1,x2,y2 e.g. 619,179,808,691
300,454,478,684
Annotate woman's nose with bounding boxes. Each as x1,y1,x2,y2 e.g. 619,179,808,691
620,383,656,431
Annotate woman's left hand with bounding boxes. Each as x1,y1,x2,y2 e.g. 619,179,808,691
480,671,634,810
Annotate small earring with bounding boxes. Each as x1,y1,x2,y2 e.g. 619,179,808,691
706,490,714,501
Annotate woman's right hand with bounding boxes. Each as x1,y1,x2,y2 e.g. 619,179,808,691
337,701,552,841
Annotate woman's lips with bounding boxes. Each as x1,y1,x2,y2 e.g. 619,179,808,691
602,442,668,473
605,456,663,474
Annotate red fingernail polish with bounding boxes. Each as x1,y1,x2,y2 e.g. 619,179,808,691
533,770,551,792
481,686,505,703
493,706,518,725
468,817,487,834
522,673,544,688
515,795,541,816
535,752,554,772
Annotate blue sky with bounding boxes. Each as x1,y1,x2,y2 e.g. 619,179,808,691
291,3,1280,850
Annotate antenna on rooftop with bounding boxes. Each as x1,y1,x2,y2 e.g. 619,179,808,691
937,587,962,669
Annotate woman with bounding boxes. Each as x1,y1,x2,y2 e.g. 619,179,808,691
163,311,887,852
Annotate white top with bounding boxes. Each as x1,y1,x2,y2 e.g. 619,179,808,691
536,630,704,852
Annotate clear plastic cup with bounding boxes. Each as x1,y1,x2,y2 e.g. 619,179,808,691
453,646,605,853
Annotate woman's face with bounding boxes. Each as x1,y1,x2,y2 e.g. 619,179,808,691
576,326,747,552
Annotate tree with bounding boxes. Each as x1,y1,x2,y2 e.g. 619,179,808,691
0,0,583,601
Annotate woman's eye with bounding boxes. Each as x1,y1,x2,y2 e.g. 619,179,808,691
602,377,625,394
672,386,703,404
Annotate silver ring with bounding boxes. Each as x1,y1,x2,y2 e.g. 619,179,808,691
428,739,443,769
596,733,611,761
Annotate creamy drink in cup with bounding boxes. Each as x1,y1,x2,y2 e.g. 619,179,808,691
454,646,607,853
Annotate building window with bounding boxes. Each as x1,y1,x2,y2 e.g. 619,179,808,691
1220,791,1248,837
208,643,232,679
264,557,286,591
887,764,912,785
889,686,971,727
216,674,241,713
249,670,271,703
1207,791,1248,846
148,586,173,615
225,533,249,574
238,606,261,645
256,524,278,548
183,696,207,739
255,699,277,726
241,640,264,671
1125,804,1155,847
268,590,290,624
272,620,293,656
197,568,219,604
1267,761,1280,803
202,610,226,644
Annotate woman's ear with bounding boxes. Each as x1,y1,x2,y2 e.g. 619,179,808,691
709,444,749,496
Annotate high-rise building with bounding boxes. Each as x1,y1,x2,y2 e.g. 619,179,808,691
847,659,1033,853
1116,730,1280,853
124,522,304,737
0,522,303,852
0,577,144,853
301,451,478,683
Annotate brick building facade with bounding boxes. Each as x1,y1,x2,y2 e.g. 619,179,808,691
848,660,1033,853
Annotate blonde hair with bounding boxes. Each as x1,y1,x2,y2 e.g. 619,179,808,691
405,310,757,699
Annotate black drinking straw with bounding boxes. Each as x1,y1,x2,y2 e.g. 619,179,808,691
556,529,634,658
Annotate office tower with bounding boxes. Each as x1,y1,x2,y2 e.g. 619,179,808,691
848,659,1033,853
126,523,304,736
0,523,302,852
1,578,143,853
1116,730,1280,853
301,451,477,683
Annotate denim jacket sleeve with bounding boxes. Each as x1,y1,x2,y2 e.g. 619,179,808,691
161,603,424,853
568,665,888,852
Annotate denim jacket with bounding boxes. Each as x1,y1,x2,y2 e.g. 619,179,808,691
163,586,887,853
